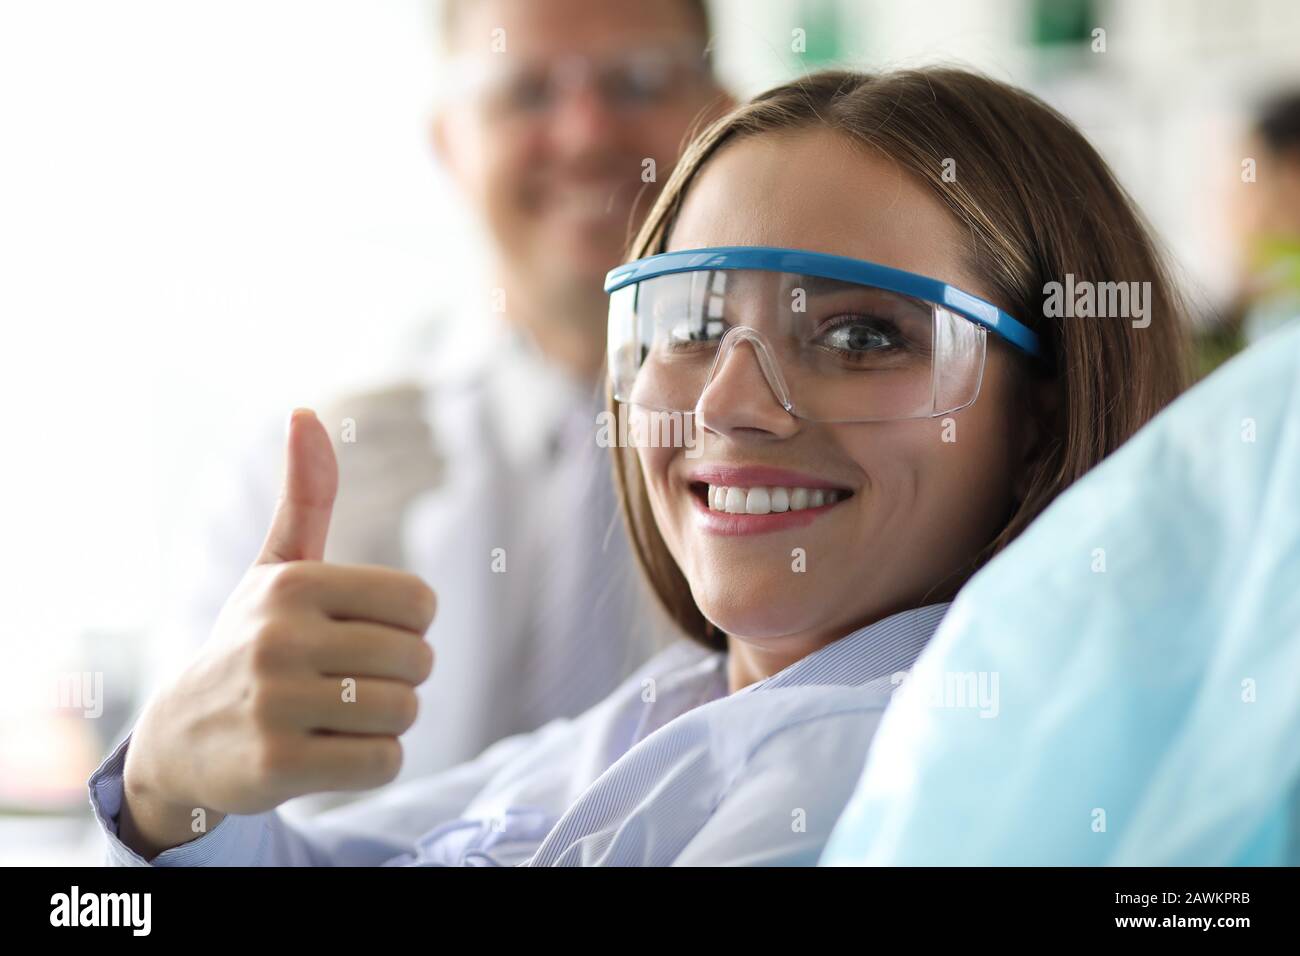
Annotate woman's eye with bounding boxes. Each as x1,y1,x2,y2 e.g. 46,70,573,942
666,318,724,346
817,317,904,354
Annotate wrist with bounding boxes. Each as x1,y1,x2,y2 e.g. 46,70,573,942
118,720,213,857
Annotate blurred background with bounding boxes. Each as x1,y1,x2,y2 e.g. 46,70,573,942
2,0,1298,863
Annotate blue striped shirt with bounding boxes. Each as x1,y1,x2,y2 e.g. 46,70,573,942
87,603,949,866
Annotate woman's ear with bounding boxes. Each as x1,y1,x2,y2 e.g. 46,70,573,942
1011,374,1060,502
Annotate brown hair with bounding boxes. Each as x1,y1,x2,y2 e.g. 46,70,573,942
610,67,1193,651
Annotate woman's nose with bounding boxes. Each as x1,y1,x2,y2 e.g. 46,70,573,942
694,331,800,440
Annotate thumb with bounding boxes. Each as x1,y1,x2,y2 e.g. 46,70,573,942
256,408,339,565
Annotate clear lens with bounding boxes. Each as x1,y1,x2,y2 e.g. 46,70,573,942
607,268,987,423
473,48,706,119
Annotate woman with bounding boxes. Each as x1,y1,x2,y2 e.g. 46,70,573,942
91,68,1190,866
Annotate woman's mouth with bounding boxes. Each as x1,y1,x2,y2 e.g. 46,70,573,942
685,471,854,536
698,483,849,514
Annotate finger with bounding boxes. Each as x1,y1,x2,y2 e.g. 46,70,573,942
273,733,403,794
272,563,436,634
308,621,435,684
295,677,420,735
256,408,339,565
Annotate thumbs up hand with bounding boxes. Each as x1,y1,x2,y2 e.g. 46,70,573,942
118,410,437,859
257,406,340,564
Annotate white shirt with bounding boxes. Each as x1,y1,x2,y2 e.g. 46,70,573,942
87,603,950,866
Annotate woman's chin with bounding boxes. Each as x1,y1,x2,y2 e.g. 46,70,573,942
694,593,825,644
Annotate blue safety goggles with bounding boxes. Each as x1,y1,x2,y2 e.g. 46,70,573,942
604,246,1041,423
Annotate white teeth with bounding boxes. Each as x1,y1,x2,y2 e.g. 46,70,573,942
703,484,843,514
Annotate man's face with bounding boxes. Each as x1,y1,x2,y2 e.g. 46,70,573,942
436,0,723,302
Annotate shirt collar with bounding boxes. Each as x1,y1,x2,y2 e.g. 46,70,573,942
736,602,951,694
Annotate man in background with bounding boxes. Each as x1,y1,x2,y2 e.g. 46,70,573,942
166,0,730,812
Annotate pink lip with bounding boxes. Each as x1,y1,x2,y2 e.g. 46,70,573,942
685,465,851,491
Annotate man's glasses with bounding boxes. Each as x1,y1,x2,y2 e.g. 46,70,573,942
445,46,712,121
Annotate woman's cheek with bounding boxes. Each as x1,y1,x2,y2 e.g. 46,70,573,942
840,424,966,590
905,415,1017,579
635,443,684,552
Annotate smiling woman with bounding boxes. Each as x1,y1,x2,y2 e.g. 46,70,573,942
90,66,1193,869
611,68,1193,669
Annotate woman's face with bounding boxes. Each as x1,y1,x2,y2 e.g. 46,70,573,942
635,127,1028,660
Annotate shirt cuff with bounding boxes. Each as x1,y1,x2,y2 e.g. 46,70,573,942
88,732,272,866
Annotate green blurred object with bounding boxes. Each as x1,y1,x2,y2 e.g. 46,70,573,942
1251,234,1300,288
1030,0,1096,46
792,0,844,66
1194,321,1247,381
1233,235,1300,353
1196,237,1300,379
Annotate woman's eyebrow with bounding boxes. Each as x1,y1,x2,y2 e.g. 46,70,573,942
784,274,924,306
784,274,862,296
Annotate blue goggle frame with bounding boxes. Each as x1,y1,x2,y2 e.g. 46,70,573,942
604,245,1042,359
